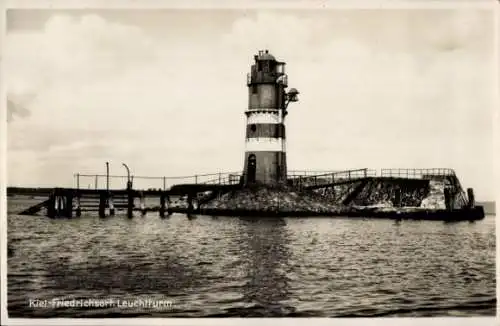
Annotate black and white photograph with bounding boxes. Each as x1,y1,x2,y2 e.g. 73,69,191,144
1,0,498,324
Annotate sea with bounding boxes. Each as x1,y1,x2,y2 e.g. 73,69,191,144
7,196,496,317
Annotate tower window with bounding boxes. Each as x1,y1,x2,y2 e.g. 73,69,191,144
252,85,258,94
250,124,257,132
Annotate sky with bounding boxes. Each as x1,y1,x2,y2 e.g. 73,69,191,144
5,8,497,200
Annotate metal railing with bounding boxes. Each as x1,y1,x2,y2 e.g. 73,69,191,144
288,168,376,188
380,168,456,179
288,168,376,179
74,168,466,191
201,173,243,185
74,171,242,191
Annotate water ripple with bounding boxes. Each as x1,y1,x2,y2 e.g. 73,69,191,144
7,198,496,317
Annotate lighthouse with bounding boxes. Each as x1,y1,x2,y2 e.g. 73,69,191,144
243,50,299,185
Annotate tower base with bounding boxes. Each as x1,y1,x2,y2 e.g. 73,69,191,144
243,151,287,185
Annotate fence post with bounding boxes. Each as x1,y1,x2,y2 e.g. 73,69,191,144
163,177,166,191
195,175,198,184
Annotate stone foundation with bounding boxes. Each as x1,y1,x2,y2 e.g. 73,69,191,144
198,177,464,214
200,185,343,213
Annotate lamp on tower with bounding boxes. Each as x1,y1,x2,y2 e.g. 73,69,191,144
287,88,299,102
283,88,299,117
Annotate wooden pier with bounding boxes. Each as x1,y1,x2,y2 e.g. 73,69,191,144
23,183,242,219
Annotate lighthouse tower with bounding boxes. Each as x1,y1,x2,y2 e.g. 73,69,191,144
243,50,299,185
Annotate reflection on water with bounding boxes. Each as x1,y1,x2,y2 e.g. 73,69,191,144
237,217,293,316
7,198,497,317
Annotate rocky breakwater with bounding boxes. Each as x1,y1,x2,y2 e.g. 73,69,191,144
199,185,344,215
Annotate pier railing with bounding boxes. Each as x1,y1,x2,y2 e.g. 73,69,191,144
74,168,464,191
380,168,457,179
200,173,243,185
288,168,377,188
74,172,243,191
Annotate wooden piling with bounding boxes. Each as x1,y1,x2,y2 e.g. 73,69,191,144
187,193,194,213
127,189,134,219
140,192,146,216
76,192,81,217
99,192,106,218
109,195,115,216
467,188,475,208
166,194,172,216
126,181,134,218
76,202,81,217
159,192,166,218
47,193,56,218
56,195,62,217
52,195,58,218
64,192,73,218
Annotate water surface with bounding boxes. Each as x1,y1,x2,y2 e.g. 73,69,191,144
7,197,496,317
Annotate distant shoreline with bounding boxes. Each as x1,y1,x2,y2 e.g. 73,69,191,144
7,187,55,196
476,201,496,215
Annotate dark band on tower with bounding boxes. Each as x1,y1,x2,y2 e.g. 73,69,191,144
243,50,299,185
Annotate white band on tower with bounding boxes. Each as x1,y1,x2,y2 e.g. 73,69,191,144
245,138,285,152
247,112,281,125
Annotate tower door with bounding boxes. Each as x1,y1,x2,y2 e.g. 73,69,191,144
247,154,256,183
